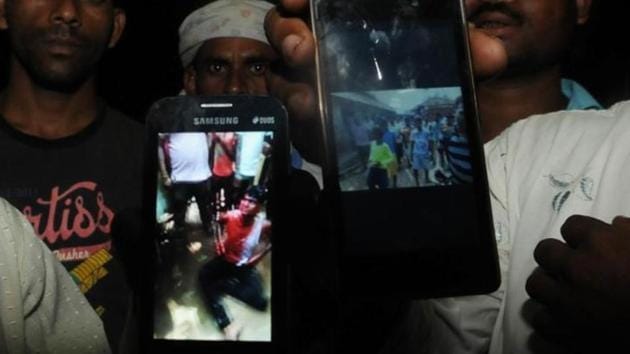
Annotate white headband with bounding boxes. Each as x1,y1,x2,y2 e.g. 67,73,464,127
178,0,274,68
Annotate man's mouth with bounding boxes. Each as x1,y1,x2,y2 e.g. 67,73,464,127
477,20,510,29
43,35,85,57
41,26,85,56
46,41,82,56
471,11,522,38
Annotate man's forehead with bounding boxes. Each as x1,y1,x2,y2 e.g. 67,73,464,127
7,0,119,5
197,37,275,59
5,0,120,13
243,196,261,206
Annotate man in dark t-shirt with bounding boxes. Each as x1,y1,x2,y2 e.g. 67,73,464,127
0,1,140,353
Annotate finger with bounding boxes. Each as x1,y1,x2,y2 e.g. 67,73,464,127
267,73,323,163
468,26,507,80
530,305,574,343
525,271,601,350
560,214,612,249
265,8,315,67
526,267,571,309
267,73,317,123
279,0,309,14
533,238,578,280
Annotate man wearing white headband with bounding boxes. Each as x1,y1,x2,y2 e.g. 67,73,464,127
179,0,277,95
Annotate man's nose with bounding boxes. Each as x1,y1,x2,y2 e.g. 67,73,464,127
224,70,248,95
51,0,81,28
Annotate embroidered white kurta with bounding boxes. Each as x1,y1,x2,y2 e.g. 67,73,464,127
0,198,111,354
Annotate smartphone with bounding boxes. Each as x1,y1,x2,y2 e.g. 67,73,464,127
311,0,499,297
142,95,289,353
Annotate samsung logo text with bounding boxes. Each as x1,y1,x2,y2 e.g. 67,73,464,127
193,116,239,126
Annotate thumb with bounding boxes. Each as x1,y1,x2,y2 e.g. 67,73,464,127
468,26,508,81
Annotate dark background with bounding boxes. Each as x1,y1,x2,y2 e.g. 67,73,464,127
564,0,630,108
0,0,629,121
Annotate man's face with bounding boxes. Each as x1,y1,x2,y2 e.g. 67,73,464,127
239,195,261,216
466,0,590,77
0,0,125,92
184,37,277,95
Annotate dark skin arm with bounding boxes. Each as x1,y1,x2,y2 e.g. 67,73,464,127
526,215,630,352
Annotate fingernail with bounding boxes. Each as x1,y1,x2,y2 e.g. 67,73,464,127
282,34,303,60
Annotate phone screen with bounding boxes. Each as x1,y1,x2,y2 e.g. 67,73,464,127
314,0,472,192
154,130,273,342
312,0,498,294
145,96,288,348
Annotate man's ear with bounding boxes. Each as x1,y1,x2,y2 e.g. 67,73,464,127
183,66,198,95
0,0,8,30
108,8,126,48
575,0,592,25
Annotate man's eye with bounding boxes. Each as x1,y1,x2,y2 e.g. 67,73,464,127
207,63,226,74
249,63,268,75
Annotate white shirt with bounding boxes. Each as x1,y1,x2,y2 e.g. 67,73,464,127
422,101,630,354
236,132,265,178
0,198,111,354
166,132,211,183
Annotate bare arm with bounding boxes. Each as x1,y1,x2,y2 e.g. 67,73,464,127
247,220,272,265
158,137,171,187
214,133,236,160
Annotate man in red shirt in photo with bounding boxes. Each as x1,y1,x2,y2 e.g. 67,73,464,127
198,185,271,340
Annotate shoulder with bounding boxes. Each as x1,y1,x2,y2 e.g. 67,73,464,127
0,199,26,268
0,197,56,269
485,101,630,206
487,101,629,160
224,210,241,221
523,102,618,131
0,198,32,241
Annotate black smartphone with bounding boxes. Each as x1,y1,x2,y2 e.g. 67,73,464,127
311,0,499,297
142,95,289,354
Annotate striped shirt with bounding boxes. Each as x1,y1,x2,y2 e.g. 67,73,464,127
446,133,473,184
